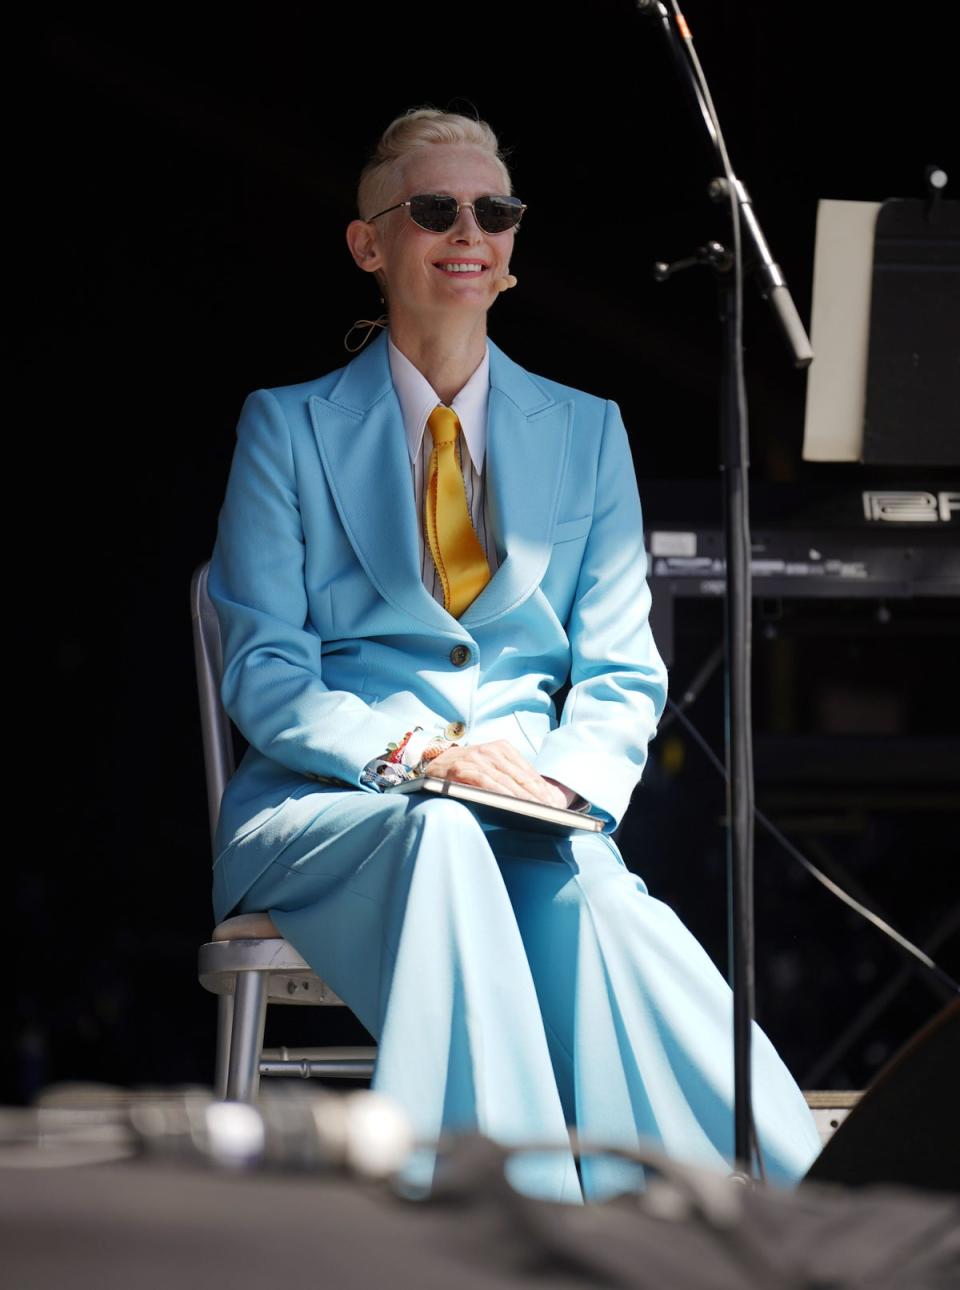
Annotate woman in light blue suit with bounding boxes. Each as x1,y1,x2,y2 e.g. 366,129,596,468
209,109,821,1201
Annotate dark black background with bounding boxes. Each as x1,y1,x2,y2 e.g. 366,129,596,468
11,2,958,1105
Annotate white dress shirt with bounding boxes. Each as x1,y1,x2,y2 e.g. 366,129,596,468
388,337,500,609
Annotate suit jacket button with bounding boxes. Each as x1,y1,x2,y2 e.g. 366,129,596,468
445,721,466,739
450,645,471,667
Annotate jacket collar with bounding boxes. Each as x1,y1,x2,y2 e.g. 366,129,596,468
308,331,570,635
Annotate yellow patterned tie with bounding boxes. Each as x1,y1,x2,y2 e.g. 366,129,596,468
424,405,492,617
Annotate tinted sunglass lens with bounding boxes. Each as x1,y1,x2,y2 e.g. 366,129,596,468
474,196,523,233
409,194,459,231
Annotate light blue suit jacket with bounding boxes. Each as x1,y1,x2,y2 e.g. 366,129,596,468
209,332,667,921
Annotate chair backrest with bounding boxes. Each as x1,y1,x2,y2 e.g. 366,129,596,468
190,561,236,849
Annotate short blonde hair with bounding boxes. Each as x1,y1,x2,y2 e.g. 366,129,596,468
357,108,512,220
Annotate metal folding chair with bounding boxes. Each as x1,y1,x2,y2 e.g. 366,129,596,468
191,561,376,1102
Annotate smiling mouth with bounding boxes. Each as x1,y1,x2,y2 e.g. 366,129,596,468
434,261,488,275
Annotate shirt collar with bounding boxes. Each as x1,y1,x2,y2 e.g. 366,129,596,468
388,336,489,472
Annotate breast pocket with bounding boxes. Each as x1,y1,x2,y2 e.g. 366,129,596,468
552,514,592,545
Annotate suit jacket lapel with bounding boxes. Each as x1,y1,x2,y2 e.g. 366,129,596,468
307,332,571,636
460,342,571,628
308,334,458,636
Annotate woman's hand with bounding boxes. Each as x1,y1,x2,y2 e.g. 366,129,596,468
423,740,569,808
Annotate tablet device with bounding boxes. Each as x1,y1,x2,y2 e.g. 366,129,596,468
387,775,605,836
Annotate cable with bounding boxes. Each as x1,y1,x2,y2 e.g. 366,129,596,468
662,694,960,995
657,643,724,734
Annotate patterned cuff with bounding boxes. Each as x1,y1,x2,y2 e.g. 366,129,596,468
360,722,464,792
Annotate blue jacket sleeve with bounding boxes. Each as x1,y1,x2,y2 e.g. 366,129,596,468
208,388,404,787
532,399,668,829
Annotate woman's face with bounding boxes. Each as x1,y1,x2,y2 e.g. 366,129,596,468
350,143,515,324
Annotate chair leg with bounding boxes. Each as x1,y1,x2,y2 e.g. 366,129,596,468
225,972,267,1103
214,993,234,1100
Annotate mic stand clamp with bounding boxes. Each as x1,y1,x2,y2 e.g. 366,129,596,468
653,240,733,282
707,178,813,368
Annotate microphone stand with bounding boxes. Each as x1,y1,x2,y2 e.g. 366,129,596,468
639,0,813,1177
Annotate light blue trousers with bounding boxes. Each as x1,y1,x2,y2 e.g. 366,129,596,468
235,790,821,1201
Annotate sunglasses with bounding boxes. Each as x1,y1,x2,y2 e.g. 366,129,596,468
367,193,526,235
